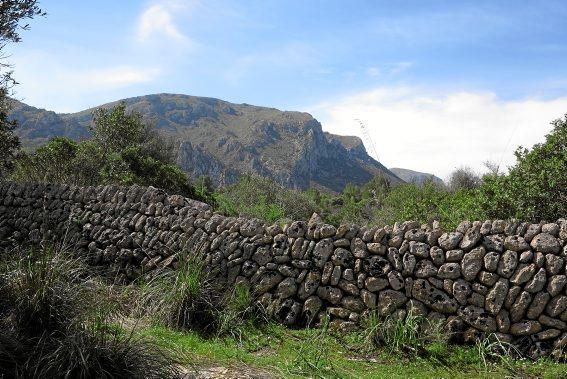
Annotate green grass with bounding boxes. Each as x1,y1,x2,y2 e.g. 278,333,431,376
140,323,567,379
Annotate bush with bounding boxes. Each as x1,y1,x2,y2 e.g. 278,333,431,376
478,115,567,221
215,174,319,222
373,180,446,226
11,137,81,184
305,175,392,226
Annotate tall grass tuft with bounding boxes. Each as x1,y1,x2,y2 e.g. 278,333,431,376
0,244,181,378
365,309,447,357
0,245,91,338
140,253,223,336
30,314,181,379
283,317,338,378
475,333,522,371
216,282,268,342
139,252,267,340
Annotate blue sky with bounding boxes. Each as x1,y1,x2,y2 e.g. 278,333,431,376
9,0,567,178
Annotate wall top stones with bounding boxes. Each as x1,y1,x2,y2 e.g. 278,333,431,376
1,181,566,359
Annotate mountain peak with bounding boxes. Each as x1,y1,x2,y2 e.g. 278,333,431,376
9,93,403,192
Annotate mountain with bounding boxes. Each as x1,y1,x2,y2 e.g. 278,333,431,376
8,94,403,192
389,167,444,186
8,99,90,149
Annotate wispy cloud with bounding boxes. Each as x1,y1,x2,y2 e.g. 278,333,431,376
12,49,162,111
390,61,413,75
310,87,567,180
68,66,161,89
137,2,189,42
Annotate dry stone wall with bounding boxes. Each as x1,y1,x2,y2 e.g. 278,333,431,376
1,182,567,358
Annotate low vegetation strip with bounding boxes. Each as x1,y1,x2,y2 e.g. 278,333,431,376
1,181,566,361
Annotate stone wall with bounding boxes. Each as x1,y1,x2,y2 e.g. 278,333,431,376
1,182,566,358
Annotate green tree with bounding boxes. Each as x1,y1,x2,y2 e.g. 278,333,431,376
447,167,480,192
0,1,45,179
90,102,148,154
479,115,567,221
0,112,19,178
11,137,79,183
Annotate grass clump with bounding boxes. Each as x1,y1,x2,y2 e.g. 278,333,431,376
474,333,522,371
217,282,268,342
281,318,339,378
29,316,180,379
140,252,266,340
0,245,180,378
0,246,91,338
140,254,222,336
363,309,446,358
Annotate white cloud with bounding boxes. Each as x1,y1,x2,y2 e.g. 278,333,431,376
69,66,161,89
390,61,413,75
309,87,567,181
137,3,187,42
11,50,162,111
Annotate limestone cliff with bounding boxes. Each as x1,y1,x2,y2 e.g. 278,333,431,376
9,94,402,192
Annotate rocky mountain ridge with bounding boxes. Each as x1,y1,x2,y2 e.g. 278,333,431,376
8,94,403,192
389,167,444,186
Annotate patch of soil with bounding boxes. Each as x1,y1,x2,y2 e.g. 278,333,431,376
181,364,276,379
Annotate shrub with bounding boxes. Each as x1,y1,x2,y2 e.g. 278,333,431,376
215,174,319,222
11,103,199,199
11,137,81,184
478,115,567,221
373,180,447,226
